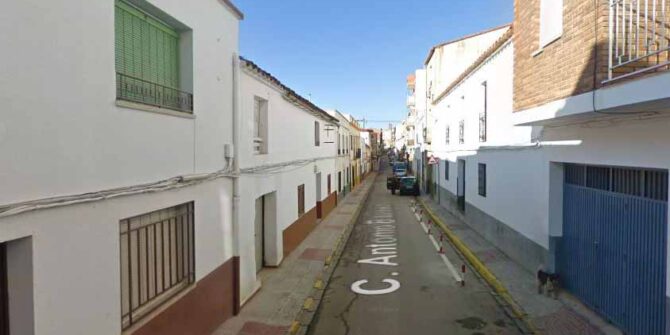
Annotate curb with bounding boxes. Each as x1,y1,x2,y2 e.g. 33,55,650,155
287,173,377,335
416,197,539,335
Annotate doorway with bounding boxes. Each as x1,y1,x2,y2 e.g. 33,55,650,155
457,159,466,212
254,196,265,273
315,172,322,204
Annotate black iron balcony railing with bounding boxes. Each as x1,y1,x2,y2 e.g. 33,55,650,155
116,72,193,113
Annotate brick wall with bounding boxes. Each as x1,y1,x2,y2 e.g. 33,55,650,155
513,0,610,111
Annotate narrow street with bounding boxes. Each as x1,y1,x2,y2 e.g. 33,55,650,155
308,163,521,335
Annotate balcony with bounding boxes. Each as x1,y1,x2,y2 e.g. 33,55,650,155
606,0,670,83
116,72,194,113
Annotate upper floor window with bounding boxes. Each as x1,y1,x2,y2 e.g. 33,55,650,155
539,0,563,47
253,97,268,154
445,126,450,145
314,121,320,146
479,81,487,143
115,0,193,113
458,120,465,144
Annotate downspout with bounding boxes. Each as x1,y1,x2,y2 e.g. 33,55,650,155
231,52,242,314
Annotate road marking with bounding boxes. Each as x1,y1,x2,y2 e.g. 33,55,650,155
418,213,463,283
351,279,401,295
351,204,401,295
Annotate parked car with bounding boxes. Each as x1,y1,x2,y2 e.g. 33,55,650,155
399,176,420,196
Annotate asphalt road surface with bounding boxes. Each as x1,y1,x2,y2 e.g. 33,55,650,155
308,162,521,335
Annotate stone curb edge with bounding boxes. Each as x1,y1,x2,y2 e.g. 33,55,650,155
286,173,377,335
416,197,540,335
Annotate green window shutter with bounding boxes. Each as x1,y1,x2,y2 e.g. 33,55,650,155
115,0,179,88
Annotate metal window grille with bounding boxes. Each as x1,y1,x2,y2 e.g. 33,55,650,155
478,163,487,197
116,73,193,113
120,202,195,330
459,120,465,144
298,185,305,216
565,163,668,201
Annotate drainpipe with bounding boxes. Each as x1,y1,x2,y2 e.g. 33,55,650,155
231,52,242,314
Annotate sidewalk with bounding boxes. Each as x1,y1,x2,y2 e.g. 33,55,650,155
212,173,376,335
419,195,622,335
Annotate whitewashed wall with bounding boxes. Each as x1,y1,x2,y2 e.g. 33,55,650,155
0,0,240,333
425,26,508,101
0,0,239,205
429,38,670,253
1,180,234,335
237,69,338,301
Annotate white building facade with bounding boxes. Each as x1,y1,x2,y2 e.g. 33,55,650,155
237,58,340,303
329,110,355,201
0,0,243,334
411,2,670,331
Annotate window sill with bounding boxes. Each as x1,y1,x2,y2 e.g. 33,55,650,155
116,100,196,119
534,35,562,57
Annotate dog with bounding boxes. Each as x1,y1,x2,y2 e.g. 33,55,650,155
537,268,560,299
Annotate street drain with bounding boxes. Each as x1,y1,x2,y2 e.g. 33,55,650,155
456,317,487,330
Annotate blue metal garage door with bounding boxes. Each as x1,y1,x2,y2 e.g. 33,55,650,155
560,164,667,335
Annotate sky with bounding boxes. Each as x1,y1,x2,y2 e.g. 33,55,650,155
234,0,513,129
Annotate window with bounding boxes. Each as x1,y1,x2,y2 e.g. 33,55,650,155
337,134,341,155
115,0,193,112
459,120,465,144
539,0,563,47
314,121,320,146
327,174,332,194
297,184,305,216
445,126,450,145
253,97,268,154
120,202,195,330
478,163,487,197
445,160,449,180
479,82,487,143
